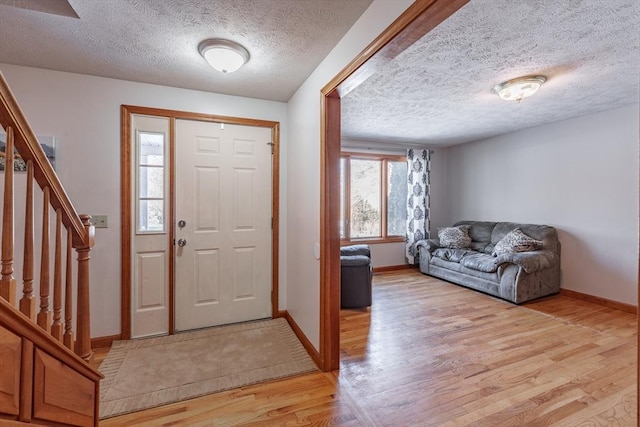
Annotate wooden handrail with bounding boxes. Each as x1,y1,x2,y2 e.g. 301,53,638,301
0,72,89,249
0,71,95,360
0,70,99,424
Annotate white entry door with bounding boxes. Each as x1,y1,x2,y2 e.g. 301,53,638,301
174,120,272,331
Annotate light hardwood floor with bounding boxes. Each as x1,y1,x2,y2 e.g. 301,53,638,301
96,270,637,426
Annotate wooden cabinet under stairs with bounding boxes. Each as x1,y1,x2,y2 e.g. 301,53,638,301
1,300,101,426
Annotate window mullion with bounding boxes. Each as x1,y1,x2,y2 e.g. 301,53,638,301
345,156,351,241
381,159,388,239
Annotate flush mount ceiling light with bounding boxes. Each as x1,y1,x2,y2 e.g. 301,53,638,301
198,39,250,74
492,75,546,102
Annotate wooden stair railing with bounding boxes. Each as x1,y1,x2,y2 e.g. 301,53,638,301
0,72,102,426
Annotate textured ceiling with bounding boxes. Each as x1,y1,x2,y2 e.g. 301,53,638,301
342,0,640,147
1,0,637,146
0,0,373,102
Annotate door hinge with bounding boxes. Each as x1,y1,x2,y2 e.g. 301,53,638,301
267,141,274,154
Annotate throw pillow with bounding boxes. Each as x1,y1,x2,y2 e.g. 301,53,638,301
492,228,543,256
438,225,472,249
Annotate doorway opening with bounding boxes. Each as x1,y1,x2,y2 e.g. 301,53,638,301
318,0,470,370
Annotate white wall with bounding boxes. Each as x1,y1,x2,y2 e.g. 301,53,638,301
368,242,405,267
428,148,450,233
286,0,413,349
446,105,639,305
0,64,289,337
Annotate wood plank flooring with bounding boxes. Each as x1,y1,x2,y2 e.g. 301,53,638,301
95,271,637,426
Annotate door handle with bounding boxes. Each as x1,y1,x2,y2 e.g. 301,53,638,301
177,239,187,247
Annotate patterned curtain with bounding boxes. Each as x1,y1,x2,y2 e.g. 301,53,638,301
406,149,431,265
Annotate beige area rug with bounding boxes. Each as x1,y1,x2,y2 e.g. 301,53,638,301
99,318,317,419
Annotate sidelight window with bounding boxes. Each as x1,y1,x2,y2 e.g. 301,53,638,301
136,131,166,233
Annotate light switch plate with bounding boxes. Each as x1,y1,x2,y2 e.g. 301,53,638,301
92,215,108,228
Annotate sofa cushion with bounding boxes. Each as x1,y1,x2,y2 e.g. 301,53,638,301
433,248,472,263
470,241,491,253
459,252,499,273
429,256,505,284
438,225,472,248
492,228,543,256
453,221,496,244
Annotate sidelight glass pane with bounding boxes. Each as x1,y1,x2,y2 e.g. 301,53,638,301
137,131,166,233
139,200,164,232
139,166,164,199
350,159,381,238
387,161,408,236
139,132,164,165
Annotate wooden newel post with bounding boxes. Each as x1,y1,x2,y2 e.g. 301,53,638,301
75,214,94,362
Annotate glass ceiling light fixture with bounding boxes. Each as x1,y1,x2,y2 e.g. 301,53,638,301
492,75,546,102
198,38,250,74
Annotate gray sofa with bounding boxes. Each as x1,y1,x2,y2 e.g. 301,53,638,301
417,221,561,304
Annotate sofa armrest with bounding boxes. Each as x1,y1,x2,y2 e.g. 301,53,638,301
495,250,559,274
417,239,440,253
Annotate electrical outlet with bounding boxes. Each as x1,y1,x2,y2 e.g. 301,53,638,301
92,215,108,228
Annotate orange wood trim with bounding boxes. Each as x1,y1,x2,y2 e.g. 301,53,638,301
282,311,321,369
373,264,417,274
320,93,341,372
0,420,33,426
120,105,281,339
90,334,121,350
120,105,279,129
344,155,350,240
380,159,388,241
120,105,132,340
94,382,100,427
559,289,637,314
319,0,469,376
341,151,406,162
341,237,405,245
0,73,89,249
322,0,470,99
0,298,102,381
18,339,33,422
271,123,280,317
168,117,176,336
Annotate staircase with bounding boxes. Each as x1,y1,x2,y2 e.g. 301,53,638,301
0,72,102,426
